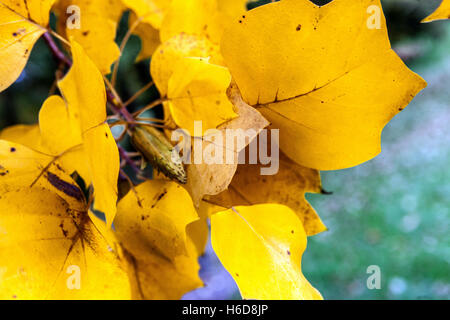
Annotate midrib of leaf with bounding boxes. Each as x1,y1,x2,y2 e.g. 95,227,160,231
0,27,43,51
230,207,304,298
0,1,47,30
254,45,393,109
257,47,396,136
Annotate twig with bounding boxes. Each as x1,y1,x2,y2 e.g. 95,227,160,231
120,169,143,207
123,81,154,108
43,32,72,67
111,16,143,87
132,99,166,117
118,145,141,175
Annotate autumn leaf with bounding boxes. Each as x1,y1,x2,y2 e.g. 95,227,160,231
129,11,160,61
221,0,427,170
0,0,54,92
38,95,91,184
121,0,169,30
160,0,219,43
211,204,323,300
187,217,209,256
1,38,119,226
0,141,131,300
422,0,450,23
115,180,203,300
186,83,269,205
115,180,199,260
160,0,250,44
0,97,90,183
151,33,223,97
54,0,124,74
0,0,439,302
120,0,169,61
57,39,119,226
0,124,41,150
217,0,251,18
208,152,327,236
167,57,238,135
58,40,107,131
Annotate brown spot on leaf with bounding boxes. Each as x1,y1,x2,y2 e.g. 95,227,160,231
59,221,69,238
151,189,168,208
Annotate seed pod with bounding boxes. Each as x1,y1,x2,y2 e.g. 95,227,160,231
131,125,187,184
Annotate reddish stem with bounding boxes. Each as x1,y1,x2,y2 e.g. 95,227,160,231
119,146,141,174
43,33,72,67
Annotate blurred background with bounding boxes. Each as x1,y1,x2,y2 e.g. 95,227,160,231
0,0,448,300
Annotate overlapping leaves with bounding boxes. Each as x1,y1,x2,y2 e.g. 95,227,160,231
0,0,439,300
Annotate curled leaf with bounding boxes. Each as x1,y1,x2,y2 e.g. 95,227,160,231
186,84,269,205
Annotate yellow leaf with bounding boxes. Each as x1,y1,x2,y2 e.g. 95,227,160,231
115,180,203,299
83,124,120,226
160,0,219,43
115,180,199,260
0,1,54,92
0,141,131,300
167,57,237,135
2,0,54,25
121,238,202,300
0,105,89,185
121,0,169,29
186,84,269,205
221,0,427,170
129,11,160,61
187,217,209,256
39,96,82,150
211,204,323,300
58,40,107,131
160,0,249,44
54,0,124,74
0,140,67,192
38,95,92,183
0,124,42,151
208,152,327,236
151,33,223,97
217,0,249,18
422,0,450,22
57,39,119,226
